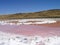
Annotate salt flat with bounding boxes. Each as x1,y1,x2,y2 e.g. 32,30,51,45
0,31,60,45
0,18,60,45
0,18,60,25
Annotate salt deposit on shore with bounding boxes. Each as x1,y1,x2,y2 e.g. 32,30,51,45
0,19,57,25
0,18,60,45
0,31,60,45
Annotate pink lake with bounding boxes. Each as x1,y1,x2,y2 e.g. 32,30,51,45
0,24,60,37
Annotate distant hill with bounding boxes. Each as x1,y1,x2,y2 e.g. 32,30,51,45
0,9,60,19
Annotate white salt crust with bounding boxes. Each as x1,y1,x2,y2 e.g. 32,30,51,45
0,31,60,45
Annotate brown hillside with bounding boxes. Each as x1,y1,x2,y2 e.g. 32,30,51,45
0,9,60,19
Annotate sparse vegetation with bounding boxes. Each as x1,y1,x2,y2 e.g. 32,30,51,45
0,9,60,19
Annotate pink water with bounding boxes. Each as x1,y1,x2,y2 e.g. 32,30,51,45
0,25,60,37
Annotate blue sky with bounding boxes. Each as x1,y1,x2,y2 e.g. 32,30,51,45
0,0,60,15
